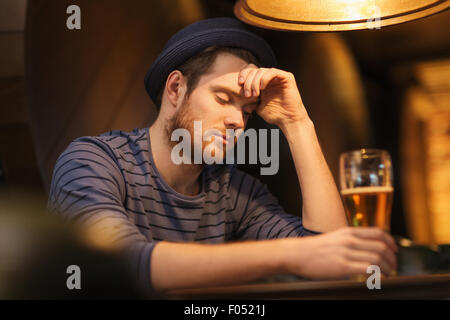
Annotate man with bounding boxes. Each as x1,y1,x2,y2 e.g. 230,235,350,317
48,17,397,294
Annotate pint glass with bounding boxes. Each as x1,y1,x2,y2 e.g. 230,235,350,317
339,149,394,232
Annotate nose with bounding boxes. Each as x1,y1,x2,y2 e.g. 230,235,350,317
223,108,245,130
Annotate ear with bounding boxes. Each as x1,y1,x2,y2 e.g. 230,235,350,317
164,70,186,108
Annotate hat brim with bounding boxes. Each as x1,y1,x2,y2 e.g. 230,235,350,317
144,27,277,105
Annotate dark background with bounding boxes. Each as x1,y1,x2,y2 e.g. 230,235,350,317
1,0,450,240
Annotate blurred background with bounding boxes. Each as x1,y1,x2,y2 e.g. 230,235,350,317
0,0,449,260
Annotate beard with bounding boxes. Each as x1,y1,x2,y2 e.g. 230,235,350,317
164,95,232,166
164,95,194,150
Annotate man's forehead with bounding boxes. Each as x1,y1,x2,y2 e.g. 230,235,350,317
209,52,249,74
198,53,258,102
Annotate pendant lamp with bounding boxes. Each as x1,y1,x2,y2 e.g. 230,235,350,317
234,0,450,31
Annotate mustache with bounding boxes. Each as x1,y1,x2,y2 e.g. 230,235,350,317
204,128,243,142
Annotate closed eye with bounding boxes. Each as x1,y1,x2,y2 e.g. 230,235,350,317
214,91,254,119
215,95,230,105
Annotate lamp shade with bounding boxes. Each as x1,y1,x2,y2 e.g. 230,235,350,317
234,0,450,31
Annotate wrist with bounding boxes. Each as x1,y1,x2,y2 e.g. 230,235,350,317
278,237,311,275
279,117,314,142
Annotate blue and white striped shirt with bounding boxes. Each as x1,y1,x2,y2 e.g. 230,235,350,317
48,127,319,292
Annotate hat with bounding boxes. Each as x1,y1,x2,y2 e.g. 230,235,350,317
144,17,277,106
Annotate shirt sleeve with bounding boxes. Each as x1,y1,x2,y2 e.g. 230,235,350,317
228,167,321,241
47,137,158,295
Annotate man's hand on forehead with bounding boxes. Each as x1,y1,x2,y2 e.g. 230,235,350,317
238,63,285,98
236,64,309,128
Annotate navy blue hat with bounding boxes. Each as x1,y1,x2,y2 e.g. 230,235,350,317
144,17,277,106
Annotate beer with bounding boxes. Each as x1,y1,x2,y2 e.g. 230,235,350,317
341,186,393,231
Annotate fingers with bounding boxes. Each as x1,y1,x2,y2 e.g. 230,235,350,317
337,227,398,275
343,248,395,276
251,68,265,96
344,261,372,276
349,227,398,253
244,69,258,97
350,238,397,272
259,69,285,90
238,65,288,97
238,64,258,97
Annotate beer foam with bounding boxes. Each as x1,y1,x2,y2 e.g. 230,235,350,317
340,186,394,195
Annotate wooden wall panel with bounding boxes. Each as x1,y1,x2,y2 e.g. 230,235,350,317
0,34,25,78
0,0,27,31
26,0,205,192
297,33,371,183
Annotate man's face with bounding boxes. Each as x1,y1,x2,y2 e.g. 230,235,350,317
166,53,259,164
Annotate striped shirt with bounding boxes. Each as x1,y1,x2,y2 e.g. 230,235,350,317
47,127,319,293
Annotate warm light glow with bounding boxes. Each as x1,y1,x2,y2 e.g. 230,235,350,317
401,59,450,245
234,0,450,31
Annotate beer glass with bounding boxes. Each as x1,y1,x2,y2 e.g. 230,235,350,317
339,149,394,232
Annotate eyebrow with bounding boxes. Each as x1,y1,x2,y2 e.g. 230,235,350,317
210,84,259,106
